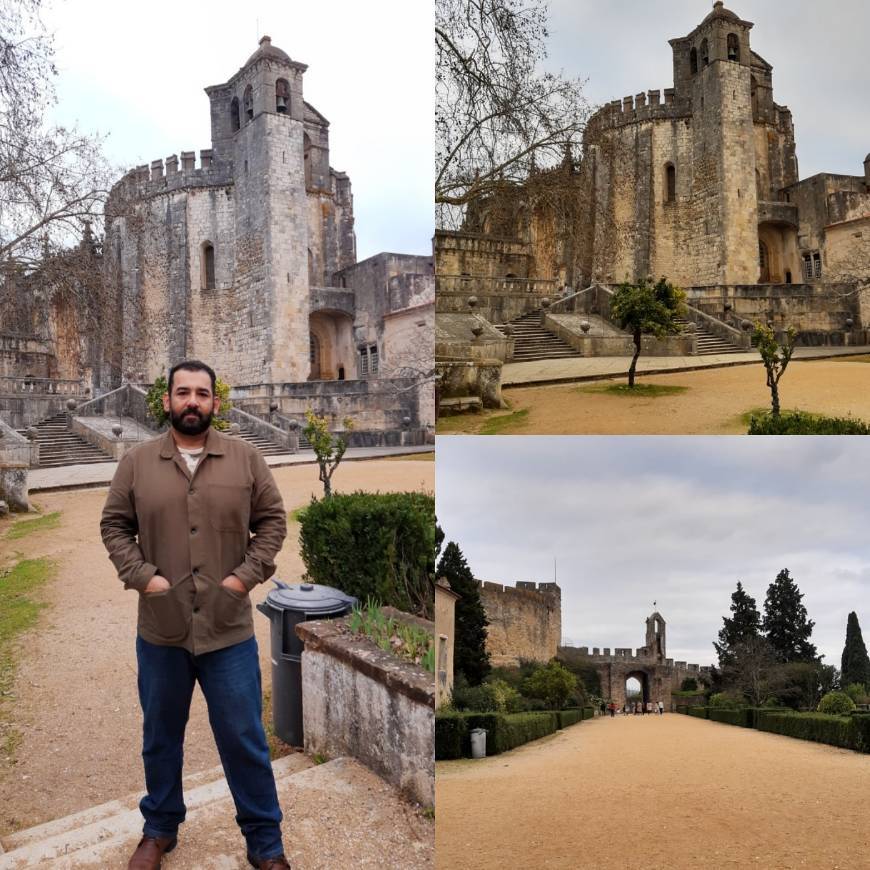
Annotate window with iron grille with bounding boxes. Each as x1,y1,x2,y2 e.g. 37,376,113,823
803,254,813,281
359,347,369,376
369,346,379,375
813,253,822,279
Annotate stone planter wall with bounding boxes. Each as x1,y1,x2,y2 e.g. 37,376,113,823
296,617,435,808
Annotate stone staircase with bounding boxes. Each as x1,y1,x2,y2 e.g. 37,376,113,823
17,413,113,468
674,318,746,355
234,422,311,454
496,310,583,362
0,755,432,868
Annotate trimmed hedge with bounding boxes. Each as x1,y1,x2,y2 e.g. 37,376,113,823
688,706,709,719
756,711,858,750
299,491,435,618
557,709,584,729
434,711,468,760
582,705,595,720
748,410,870,435
708,707,754,728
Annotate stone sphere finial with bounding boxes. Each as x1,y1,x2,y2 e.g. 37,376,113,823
467,295,478,310
66,399,77,411
269,401,279,413
845,317,854,329
580,320,591,334
402,416,411,428
288,419,300,431
541,297,551,309
111,423,123,439
471,324,484,339
230,422,241,435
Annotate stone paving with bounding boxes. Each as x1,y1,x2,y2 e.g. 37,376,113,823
501,345,870,387
26,445,433,492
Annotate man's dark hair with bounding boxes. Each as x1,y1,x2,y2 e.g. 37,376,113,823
168,360,217,394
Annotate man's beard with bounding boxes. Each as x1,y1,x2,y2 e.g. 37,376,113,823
170,406,213,435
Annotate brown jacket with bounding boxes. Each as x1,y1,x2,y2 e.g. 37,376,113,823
100,427,287,654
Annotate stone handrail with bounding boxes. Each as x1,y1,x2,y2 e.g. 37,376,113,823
683,303,751,349
437,274,557,296
0,377,85,396
75,383,161,430
227,407,296,453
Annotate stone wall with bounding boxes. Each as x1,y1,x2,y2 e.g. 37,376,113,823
435,231,530,280
479,581,561,667
296,617,434,808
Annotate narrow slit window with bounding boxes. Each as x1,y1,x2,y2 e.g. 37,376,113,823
665,163,676,203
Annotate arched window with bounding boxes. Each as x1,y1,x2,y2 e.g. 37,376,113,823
727,33,740,62
700,38,709,67
303,134,312,188
665,163,676,203
201,242,215,290
275,78,290,114
230,97,240,133
243,85,253,122
690,47,698,75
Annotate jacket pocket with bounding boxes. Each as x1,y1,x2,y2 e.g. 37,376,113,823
213,583,251,632
139,583,190,644
207,484,250,532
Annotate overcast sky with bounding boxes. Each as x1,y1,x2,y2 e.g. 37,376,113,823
437,437,870,669
545,0,870,178
40,0,432,261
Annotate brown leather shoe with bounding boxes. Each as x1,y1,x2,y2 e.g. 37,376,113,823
247,854,291,869
127,835,177,869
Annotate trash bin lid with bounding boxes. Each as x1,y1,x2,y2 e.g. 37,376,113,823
470,728,487,735
264,581,357,615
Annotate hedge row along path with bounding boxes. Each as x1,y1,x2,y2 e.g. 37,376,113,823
436,712,870,868
0,460,434,861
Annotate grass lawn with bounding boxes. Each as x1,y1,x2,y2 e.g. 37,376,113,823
5,512,61,540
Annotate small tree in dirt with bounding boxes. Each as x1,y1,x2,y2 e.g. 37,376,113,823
753,322,797,418
303,410,353,498
522,660,577,710
436,541,491,686
610,277,685,387
841,611,870,689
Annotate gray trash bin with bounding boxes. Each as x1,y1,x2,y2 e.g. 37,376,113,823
470,727,487,759
256,579,357,746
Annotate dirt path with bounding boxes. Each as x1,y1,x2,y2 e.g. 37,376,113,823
438,358,870,434
436,713,870,869
0,459,434,836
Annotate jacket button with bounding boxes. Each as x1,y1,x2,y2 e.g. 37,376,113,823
193,606,200,614
190,527,197,534
189,488,196,495
192,567,199,575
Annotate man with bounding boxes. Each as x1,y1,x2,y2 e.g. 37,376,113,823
101,360,291,870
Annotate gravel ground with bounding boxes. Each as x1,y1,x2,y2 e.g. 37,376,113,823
0,459,434,838
435,713,870,869
438,358,870,435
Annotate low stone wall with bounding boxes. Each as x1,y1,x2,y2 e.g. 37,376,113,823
72,416,155,460
0,419,31,510
436,359,504,410
544,313,693,356
296,617,435,808
437,289,549,325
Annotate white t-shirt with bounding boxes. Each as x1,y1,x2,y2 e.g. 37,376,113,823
177,445,204,475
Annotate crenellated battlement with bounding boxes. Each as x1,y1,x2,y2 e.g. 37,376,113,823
585,88,692,137
566,644,711,676
111,149,234,200
479,579,561,605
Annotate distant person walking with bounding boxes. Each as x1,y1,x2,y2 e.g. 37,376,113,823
658,700,664,715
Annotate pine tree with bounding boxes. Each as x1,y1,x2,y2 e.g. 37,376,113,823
841,611,870,688
713,581,762,669
436,541,491,686
762,569,818,663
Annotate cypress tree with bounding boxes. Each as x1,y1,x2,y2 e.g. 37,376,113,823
841,611,870,688
762,569,818,663
713,581,761,669
436,541,491,686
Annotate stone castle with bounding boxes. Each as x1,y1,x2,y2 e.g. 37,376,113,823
435,2,870,404
560,612,712,710
478,580,561,667
2,36,433,438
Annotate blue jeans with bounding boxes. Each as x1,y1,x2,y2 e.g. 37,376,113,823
136,635,284,860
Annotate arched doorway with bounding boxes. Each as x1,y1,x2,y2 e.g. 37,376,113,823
625,671,650,708
759,240,770,283
308,311,354,380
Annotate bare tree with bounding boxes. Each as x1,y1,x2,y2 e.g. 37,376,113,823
0,0,113,267
435,0,590,228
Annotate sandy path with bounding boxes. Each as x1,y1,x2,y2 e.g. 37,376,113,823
0,459,434,836
439,358,870,434
436,713,870,869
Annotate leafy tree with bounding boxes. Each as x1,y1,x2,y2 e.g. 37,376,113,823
435,522,445,562
522,660,577,710
767,661,835,710
817,691,856,716
727,635,776,707
752,323,797,418
844,683,869,705
841,611,870,689
436,541,491,686
762,569,818,663
610,277,685,387
144,374,233,431
680,677,698,692
435,0,588,225
303,410,354,498
714,581,762,669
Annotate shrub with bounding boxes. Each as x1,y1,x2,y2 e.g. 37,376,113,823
676,705,688,715
145,374,233,431
435,711,468,760
708,707,754,728
708,692,742,710
817,691,856,716
756,711,857,750
680,677,698,692
299,491,435,618
453,678,523,713
557,708,584,729
582,706,595,720
849,713,870,752
521,661,577,710
687,706,708,719
748,411,870,435
464,711,558,755
844,683,869,705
